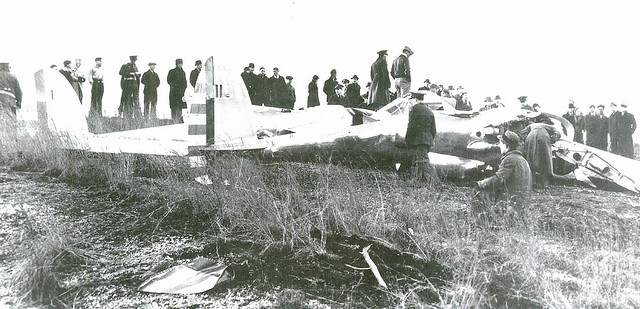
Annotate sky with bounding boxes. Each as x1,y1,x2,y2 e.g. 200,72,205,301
4,0,640,119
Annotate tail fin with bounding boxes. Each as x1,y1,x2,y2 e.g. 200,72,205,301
35,69,91,136
185,57,258,150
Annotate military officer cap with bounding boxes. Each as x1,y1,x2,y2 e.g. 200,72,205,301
195,60,202,66
499,131,521,147
149,62,156,66
176,58,183,65
330,69,337,75
352,75,359,80
63,60,71,66
377,50,387,56
95,57,102,61
286,76,293,80
130,55,137,60
403,46,414,54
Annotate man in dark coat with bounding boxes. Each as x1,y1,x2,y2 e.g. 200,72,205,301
400,102,437,182
307,75,320,108
345,75,362,108
119,55,142,120
0,62,22,118
254,67,269,106
190,60,202,89
369,50,391,109
247,63,257,104
521,121,561,189
562,101,584,143
391,46,413,98
323,69,338,103
475,131,532,209
241,66,252,98
609,102,620,153
584,105,597,147
60,60,83,103
283,76,296,109
328,84,347,105
167,58,187,123
613,103,636,158
590,105,610,151
141,62,161,119
268,67,286,108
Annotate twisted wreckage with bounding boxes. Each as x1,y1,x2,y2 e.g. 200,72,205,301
35,56,640,193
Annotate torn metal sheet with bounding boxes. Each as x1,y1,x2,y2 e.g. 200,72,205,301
138,257,231,294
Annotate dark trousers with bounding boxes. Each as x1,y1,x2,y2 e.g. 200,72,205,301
143,88,158,119
171,108,183,124
90,82,104,117
120,82,141,120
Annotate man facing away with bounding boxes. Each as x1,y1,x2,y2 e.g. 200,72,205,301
368,50,391,110
0,62,22,119
391,46,414,98
119,55,142,120
190,60,202,89
521,119,561,189
323,69,338,103
167,58,188,123
88,57,104,117
141,62,161,120
402,101,437,183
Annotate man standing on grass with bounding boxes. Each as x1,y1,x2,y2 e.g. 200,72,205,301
400,101,437,183
612,103,636,158
141,62,161,119
88,57,104,117
119,55,142,120
167,59,188,123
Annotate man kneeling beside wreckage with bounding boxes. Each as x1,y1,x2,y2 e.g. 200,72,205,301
473,130,533,219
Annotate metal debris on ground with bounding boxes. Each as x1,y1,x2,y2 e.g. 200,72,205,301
138,257,231,294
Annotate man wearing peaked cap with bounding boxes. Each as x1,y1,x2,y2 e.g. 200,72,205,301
119,55,142,120
475,130,532,210
0,62,22,118
141,61,160,119
190,60,202,88
369,49,391,109
283,75,296,110
391,46,414,98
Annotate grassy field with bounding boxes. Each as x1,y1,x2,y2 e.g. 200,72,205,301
1,118,640,308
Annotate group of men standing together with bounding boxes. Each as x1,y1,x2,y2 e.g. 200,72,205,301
56,56,203,124
563,101,637,158
241,64,296,109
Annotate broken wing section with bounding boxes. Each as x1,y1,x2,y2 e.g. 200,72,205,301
554,140,640,193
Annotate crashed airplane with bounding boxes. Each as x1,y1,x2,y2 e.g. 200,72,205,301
34,56,640,193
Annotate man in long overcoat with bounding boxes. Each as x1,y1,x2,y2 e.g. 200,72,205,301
323,69,338,103
268,67,286,108
521,121,561,189
167,58,187,123
190,60,202,89
307,75,320,108
592,105,609,151
254,67,269,106
368,50,391,110
562,102,584,143
345,75,362,108
141,62,161,119
613,103,636,158
584,105,598,147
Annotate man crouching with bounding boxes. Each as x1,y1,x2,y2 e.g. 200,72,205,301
473,131,532,220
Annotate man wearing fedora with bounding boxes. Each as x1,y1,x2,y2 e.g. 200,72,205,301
475,131,532,213
0,62,22,119
119,55,142,120
190,60,202,89
562,101,584,143
345,75,362,108
167,58,187,123
141,62,161,119
391,46,414,98
368,50,391,110
323,69,338,104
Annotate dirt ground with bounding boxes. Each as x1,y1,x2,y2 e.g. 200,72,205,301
1,160,639,308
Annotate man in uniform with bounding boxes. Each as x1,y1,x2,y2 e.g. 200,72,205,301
167,58,188,123
88,57,104,117
119,55,142,120
391,46,413,98
190,60,202,89
323,69,338,103
268,67,286,108
474,131,532,214
345,75,362,108
368,50,391,110
613,103,637,158
283,76,296,110
0,62,22,119
141,62,161,119
253,67,269,106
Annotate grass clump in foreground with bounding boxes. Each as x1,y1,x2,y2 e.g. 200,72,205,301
3,120,640,307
